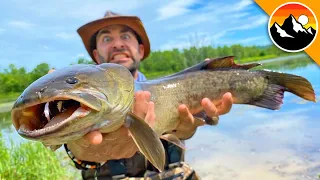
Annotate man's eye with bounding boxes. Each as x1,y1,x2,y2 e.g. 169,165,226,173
103,36,111,42
121,34,130,40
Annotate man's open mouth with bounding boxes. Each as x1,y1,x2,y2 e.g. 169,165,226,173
11,95,99,138
111,53,130,61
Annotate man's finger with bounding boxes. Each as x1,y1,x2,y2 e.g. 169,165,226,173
217,92,233,115
133,91,148,118
201,98,219,117
143,91,151,102
178,104,192,121
84,131,103,145
145,101,156,128
200,98,220,125
178,104,204,127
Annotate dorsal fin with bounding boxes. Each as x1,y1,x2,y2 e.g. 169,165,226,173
163,56,261,78
205,56,261,70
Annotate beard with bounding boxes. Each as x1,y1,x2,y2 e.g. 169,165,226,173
97,48,140,76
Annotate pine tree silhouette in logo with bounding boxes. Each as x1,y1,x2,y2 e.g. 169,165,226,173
270,14,316,51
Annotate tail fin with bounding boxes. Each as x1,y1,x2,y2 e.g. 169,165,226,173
251,70,316,110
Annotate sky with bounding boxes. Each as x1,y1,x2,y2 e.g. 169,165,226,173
0,0,273,71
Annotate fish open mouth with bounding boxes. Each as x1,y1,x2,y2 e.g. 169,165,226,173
12,94,101,138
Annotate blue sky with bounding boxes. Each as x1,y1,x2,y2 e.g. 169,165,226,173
0,0,272,71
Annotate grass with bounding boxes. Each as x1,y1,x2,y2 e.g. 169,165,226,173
0,92,21,104
0,132,80,180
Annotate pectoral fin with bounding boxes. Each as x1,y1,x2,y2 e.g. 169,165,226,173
160,134,186,150
126,112,165,172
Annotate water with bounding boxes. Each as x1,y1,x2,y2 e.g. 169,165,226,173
1,55,319,179
185,56,320,180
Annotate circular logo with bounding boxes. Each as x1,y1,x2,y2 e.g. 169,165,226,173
268,2,318,52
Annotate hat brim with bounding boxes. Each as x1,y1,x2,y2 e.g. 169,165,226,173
77,16,150,63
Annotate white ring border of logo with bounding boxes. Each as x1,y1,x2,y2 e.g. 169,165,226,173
267,2,318,53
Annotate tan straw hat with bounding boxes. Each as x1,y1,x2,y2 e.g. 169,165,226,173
77,11,150,63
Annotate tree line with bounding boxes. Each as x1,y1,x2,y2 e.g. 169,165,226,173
0,44,296,95
139,44,292,77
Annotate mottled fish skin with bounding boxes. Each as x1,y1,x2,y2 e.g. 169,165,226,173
136,70,269,136
12,56,316,145
135,56,315,139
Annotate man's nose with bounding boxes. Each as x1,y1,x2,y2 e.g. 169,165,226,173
112,38,125,50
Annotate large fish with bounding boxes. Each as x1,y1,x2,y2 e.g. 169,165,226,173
11,56,316,171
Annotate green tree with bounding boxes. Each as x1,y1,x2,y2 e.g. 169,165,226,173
30,63,50,81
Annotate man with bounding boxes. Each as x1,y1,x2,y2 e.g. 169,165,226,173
64,11,233,179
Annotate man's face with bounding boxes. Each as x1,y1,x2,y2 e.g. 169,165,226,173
93,24,144,73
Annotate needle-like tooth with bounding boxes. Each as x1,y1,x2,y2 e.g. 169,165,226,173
57,101,63,112
44,102,51,121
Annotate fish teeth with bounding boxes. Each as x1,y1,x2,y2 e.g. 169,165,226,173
57,101,63,112
44,102,51,122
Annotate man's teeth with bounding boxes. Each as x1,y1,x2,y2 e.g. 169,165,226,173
113,54,128,60
44,102,51,122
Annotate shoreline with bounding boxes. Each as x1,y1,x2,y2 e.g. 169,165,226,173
0,53,311,113
0,102,14,113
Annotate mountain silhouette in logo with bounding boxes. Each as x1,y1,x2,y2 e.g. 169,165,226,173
270,14,316,51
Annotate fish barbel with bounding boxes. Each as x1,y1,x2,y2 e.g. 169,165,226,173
11,56,316,171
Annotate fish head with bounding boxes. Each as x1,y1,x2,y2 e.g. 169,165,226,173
11,63,135,145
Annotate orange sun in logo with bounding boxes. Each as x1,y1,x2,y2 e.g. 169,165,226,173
268,2,318,52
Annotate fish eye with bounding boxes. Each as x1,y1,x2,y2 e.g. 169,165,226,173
66,77,78,84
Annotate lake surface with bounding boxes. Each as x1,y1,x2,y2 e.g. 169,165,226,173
1,55,319,179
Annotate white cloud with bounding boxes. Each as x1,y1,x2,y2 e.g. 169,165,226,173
229,15,268,31
167,13,217,30
233,0,254,11
56,32,77,39
236,36,266,44
160,14,268,50
183,105,320,179
228,12,251,19
203,0,253,14
160,32,212,50
8,21,34,29
156,0,199,20
67,0,151,21
212,31,228,41
77,53,85,58
211,15,268,42
164,0,254,30
187,147,320,180
72,53,90,61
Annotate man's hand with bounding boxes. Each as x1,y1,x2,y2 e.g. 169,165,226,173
171,93,233,139
171,57,234,139
66,91,155,162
